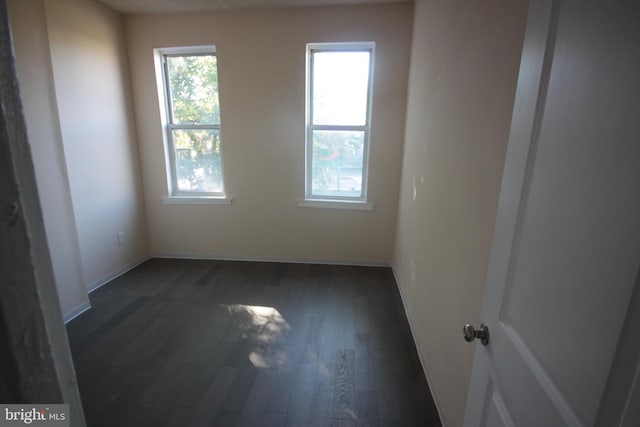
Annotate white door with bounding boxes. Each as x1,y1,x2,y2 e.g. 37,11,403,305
463,0,640,426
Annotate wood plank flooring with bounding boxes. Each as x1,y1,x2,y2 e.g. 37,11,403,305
66,259,441,426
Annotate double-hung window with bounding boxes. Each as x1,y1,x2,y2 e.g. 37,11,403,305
158,46,226,199
305,42,374,203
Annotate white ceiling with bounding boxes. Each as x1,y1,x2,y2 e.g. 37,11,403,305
97,0,410,14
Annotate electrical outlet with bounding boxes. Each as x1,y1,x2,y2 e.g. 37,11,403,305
117,231,125,246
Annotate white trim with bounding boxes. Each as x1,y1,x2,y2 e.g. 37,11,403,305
63,300,91,324
151,253,389,267
64,257,150,322
391,267,446,426
155,45,227,199
305,41,375,202
311,124,367,132
157,45,216,56
86,256,150,293
167,123,221,131
306,41,375,52
297,198,374,211
162,196,233,205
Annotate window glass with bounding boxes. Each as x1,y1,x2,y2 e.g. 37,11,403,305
311,130,364,197
166,55,221,125
172,129,223,193
158,47,225,197
306,43,374,201
312,51,370,126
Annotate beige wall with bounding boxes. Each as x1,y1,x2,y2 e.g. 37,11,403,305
9,1,531,421
8,0,149,319
392,0,527,425
8,0,89,318
125,4,412,264
43,0,148,289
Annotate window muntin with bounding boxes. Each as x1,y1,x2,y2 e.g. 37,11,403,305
306,43,374,201
160,47,225,196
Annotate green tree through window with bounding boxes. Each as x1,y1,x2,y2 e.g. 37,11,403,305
161,47,225,196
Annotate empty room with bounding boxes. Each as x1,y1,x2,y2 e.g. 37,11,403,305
2,0,639,426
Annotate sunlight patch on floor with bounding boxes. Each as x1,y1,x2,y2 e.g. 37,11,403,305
224,304,292,369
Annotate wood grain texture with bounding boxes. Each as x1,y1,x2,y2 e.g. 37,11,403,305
333,350,356,421
67,259,441,426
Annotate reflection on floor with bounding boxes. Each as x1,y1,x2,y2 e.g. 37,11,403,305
66,258,441,426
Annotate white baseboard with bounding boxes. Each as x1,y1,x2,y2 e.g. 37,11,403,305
66,254,383,324
391,266,446,427
86,256,151,293
64,257,150,322
150,252,390,268
63,300,91,324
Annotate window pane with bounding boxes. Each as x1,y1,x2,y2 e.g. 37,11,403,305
311,130,364,197
167,55,220,125
312,51,370,126
173,129,223,193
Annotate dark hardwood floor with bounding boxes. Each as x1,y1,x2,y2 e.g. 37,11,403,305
66,258,441,426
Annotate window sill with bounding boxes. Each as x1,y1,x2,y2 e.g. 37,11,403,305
297,199,374,211
162,196,233,205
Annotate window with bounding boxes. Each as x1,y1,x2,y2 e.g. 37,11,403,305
305,42,374,203
157,46,226,200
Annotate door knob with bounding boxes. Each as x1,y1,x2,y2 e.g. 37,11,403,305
463,324,489,345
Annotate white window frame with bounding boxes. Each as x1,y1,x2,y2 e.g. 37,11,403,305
155,45,230,203
304,42,375,206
